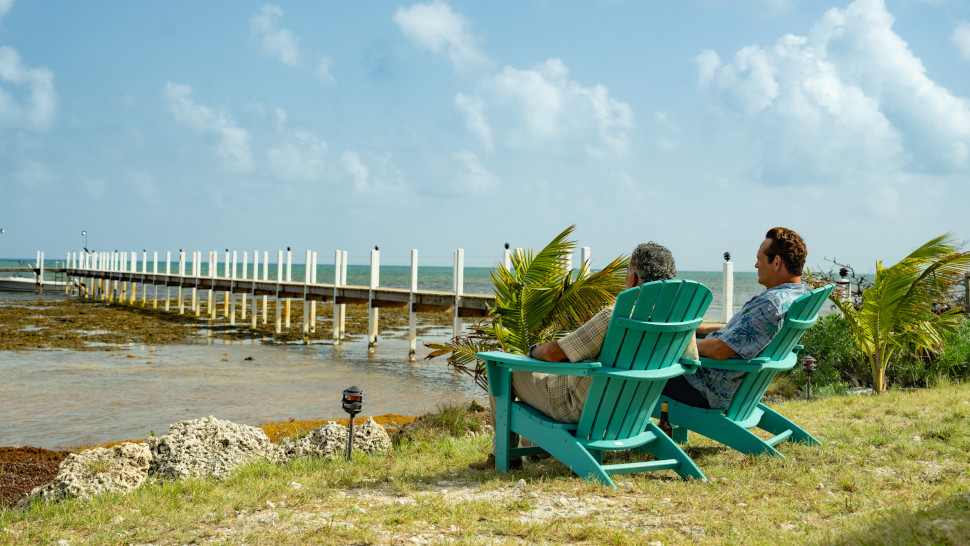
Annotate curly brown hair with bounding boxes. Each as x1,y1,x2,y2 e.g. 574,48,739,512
764,227,807,276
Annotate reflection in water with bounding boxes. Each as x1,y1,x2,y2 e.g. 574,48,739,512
0,337,486,449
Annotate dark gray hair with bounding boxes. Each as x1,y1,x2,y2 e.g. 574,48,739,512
630,242,676,283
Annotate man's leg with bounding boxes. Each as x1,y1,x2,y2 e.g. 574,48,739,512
661,375,711,408
473,371,554,470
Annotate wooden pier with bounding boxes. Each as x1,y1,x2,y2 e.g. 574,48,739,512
57,248,502,360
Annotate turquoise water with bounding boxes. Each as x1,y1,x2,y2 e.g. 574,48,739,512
2,258,762,318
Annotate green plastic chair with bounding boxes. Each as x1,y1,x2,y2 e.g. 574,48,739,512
657,284,835,457
478,279,712,488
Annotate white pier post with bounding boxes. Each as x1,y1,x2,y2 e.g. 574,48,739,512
310,251,318,333
333,250,342,344
408,249,418,361
152,252,158,308
275,250,283,334
119,251,127,302
34,250,43,294
165,251,171,310
339,250,347,341
131,251,138,305
303,249,311,342
221,249,229,318
140,250,147,306
261,251,269,325
208,251,217,320
722,259,734,323
178,250,186,315
190,252,198,316
453,249,464,339
285,248,292,329
251,250,259,329
580,247,591,278
230,250,238,326
368,247,380,350
240,251,249,321
66,252,72,295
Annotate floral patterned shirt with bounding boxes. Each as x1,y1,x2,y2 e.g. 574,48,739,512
685,283,808,409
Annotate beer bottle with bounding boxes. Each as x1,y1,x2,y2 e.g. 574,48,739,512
658,401,673,438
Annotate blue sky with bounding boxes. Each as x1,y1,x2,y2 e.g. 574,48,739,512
1,0,968,272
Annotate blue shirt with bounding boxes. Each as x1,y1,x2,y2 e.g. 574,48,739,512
685,283,808,409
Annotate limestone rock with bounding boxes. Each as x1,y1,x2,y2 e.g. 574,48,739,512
282,417,391,460
18,442,151,507
148,416,281,480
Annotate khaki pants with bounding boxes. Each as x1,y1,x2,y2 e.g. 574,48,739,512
488,370,557,455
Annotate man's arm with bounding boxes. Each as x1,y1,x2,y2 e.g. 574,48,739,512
696,337,737,360
695,324,724,338
530,341,569,362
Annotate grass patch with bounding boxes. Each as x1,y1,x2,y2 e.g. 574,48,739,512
2,387,969,544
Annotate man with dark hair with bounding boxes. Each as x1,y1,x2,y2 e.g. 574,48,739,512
469,241,701,470
680,227,809,410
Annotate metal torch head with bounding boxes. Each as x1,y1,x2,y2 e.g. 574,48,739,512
342,386,364,415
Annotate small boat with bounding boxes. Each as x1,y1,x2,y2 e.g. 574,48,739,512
0,275,68,292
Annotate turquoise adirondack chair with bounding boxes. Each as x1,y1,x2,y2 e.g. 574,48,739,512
478,279,713,488
656,284,835,457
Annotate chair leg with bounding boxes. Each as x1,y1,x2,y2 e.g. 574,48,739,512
756,403,821,447
643,424,706,481
671,424,689,445
667,403,783,457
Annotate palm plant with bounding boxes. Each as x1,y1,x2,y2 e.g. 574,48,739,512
427,225,628,390
812,234,970,392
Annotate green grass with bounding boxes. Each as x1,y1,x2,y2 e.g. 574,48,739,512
2,387,970,544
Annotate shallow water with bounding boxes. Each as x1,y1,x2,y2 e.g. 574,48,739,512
0,268,775,449
0,338,486,450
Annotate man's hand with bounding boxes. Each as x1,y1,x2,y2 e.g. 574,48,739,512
696,337,737,360
530,341,569,362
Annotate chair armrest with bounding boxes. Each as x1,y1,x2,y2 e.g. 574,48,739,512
477,351,602,376
679,358,701,374
697,356,768,372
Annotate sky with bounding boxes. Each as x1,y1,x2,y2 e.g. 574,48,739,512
1,0,969,272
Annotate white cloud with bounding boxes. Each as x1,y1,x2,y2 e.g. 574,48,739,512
954,23,970,62
697,0,970,186
268,128,328,181
478,58,633,156
162,82,253,172
251,4,301,66
394,1,489,71
317,57,335,86
129,171,158,200
341,151,369,191
452,150,494,193
454,92,492,152
0,0,13,22
16,161,54,190
81,175,106,198
0,46,56,129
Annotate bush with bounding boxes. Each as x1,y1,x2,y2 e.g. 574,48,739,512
795,313,868,388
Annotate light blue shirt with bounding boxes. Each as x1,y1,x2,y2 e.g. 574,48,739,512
685,283,808,409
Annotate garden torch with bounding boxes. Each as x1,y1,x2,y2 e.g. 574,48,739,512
801,355,817,400
342,386,364,460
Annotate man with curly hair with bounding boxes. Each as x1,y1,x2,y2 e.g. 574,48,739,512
687,227,809,410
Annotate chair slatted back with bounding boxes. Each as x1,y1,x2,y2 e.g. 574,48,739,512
724,284,835,421
577,280,712,441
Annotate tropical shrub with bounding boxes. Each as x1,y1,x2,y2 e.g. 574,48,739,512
807,234,970,392
426,225,627,390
